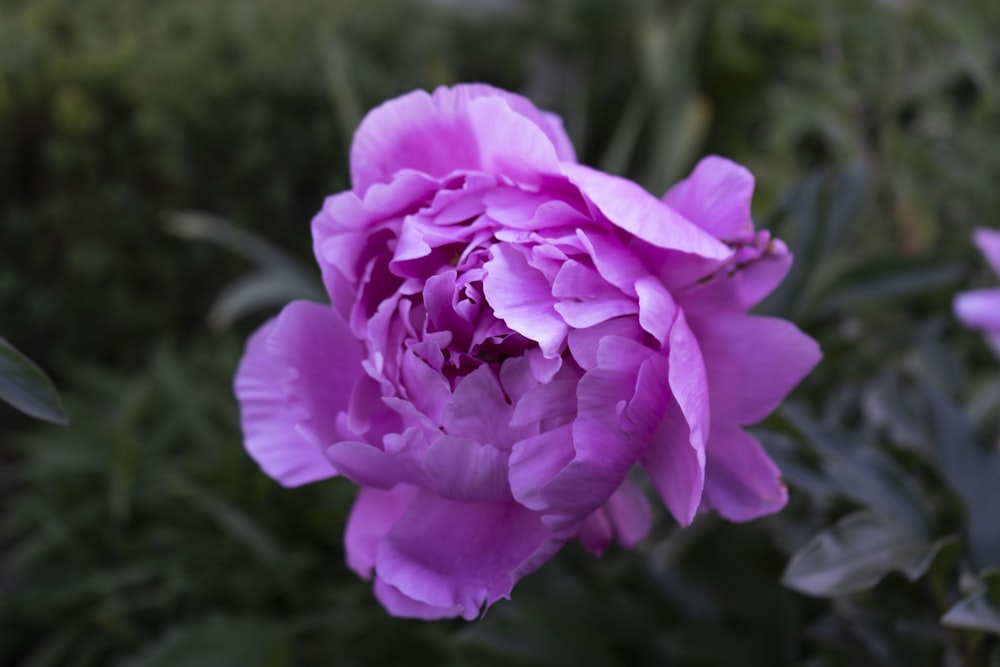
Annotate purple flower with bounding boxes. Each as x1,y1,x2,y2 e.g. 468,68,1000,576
955,228,1000,354
234,84,821,619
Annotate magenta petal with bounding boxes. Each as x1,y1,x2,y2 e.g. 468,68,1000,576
350,88,480,195
632,323,709,527
604,478,652,548
662,155,755,241
375,491,551,618
510,379,577,428
267,301,365,448
483,244,567,357
234,318,337,487
563,163,732,260
635,275,678,344
540,337,653,517
424,436,512,502
468,96,563,186
955,288,1000,333
566,316,644,370
441,365,527,449
694,315,822,426
373,578,464,620
344,485,419,577
703,427,788,521
974,228,1000,275
508,424,576,510
326,437,427,490
579,509,613,553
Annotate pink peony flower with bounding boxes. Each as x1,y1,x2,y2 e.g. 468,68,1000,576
955,228,1000,354
234,84,821,620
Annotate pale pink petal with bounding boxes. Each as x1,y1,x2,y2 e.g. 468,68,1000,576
662,155,755,241
703,427,788,521
234,318,337,487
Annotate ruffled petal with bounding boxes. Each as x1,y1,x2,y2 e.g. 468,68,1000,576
483,244,567,357
375,491,552,619
539,337,654,517
350,85,566,196
633,316,709,526
267,301,366,448
344,485,419,577
563,163,732,260
234,318,337,487
662,155,755,241
703,427,787,521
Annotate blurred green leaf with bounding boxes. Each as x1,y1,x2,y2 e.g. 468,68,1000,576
783,510,953,597
941,571,1000,636
123,616,291,667
0,336,68,424
164,211,325,330
924,384,1000,569
780,404,933,535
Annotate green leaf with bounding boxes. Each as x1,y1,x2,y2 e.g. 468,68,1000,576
123,616,290,667
783,510,953,597
924,384,1000,569
0,336,68,424
941,571,1000,636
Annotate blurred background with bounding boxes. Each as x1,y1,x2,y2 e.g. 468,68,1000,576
2,0,1000,665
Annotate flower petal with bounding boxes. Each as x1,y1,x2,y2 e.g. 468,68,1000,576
955,288,1000,333
350,85,567,196
373,578,464,620
234,318,337,487
425,435,512,502
692,314,822,426
375,491,552,619
974,228,1000,276
267,301,366,449
662,155,755,241
633,318,709,526
483,244,567,357
703,427,787,521
344,485,419,577
563,163,732,260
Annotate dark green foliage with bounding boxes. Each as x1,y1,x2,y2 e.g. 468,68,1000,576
0,336,67,424
3,0,1000,665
